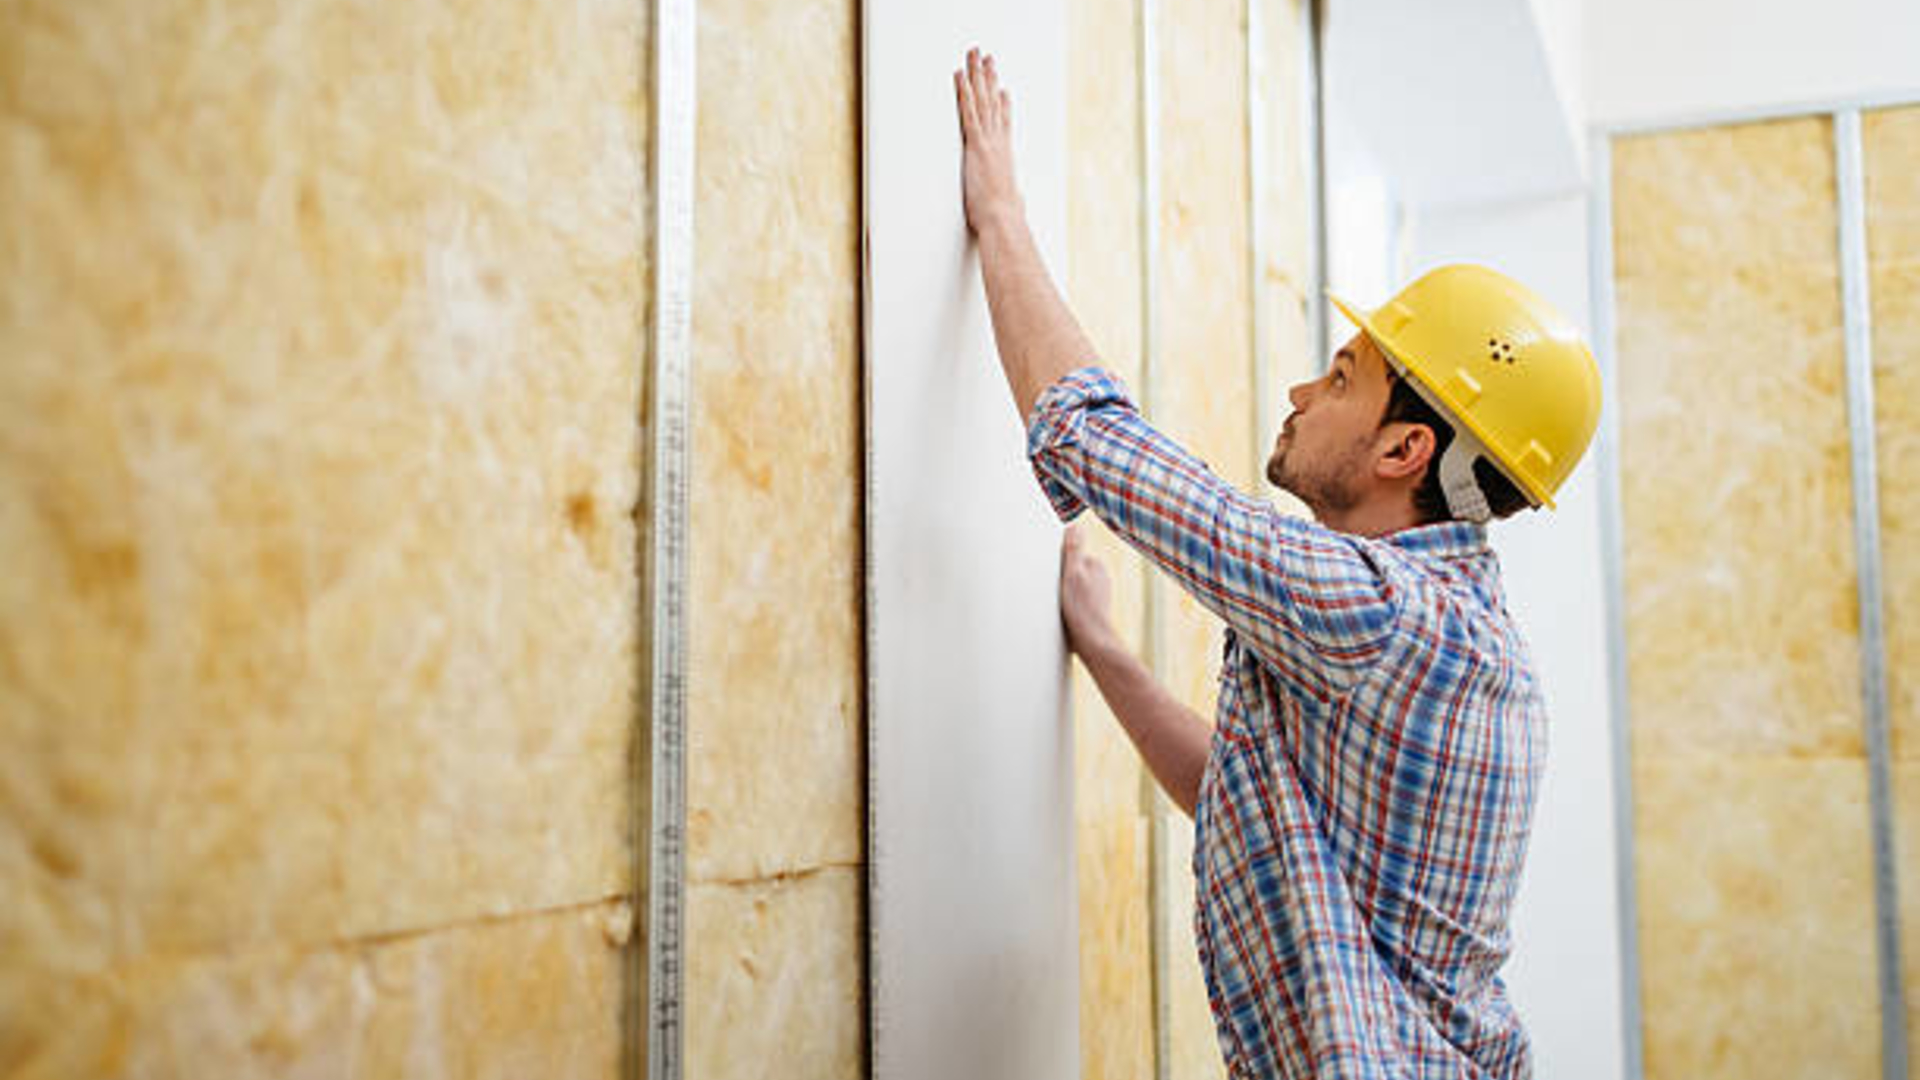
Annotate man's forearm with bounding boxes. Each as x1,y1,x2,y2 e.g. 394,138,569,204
1075,632,1213,817
976,215,1101,422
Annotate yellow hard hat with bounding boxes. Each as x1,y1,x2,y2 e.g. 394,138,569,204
1328,264,1601,515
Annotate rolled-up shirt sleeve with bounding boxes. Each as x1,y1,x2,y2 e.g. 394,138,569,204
1027,365,1401,688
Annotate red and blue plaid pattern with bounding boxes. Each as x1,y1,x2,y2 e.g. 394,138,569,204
1028,368,1544,1079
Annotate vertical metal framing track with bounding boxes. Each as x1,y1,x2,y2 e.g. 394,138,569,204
1585,131,1645,1080
859,0,879,1071
1837,106,1909,1080
1142,3,1322,1073
1244,0,1270,474
641,0,695,1076
1135,0,1172,1075
1302,0,1328,377
1594,93,1920,1080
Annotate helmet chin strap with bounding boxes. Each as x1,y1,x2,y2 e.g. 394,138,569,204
1386,353,1494,525
1437,435,1492,524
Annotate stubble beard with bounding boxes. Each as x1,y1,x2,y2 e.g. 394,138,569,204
1267,435,1370,516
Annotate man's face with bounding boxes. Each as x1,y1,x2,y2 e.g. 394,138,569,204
1265,332,1395,515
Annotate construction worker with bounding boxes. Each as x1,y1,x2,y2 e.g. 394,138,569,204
953,48,1602,1079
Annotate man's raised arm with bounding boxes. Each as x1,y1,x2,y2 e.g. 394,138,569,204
954,47,1100,422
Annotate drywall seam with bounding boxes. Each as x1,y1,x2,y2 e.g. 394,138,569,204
861,0,880,1060
860,0,885,1054
1586,131,1647,1080
643,0,697,1075
1836,106,1910,1080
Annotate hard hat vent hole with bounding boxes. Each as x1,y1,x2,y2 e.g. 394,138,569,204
1487,339,1517,364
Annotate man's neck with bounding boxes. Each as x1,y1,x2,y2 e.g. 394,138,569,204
1314,499,1423,540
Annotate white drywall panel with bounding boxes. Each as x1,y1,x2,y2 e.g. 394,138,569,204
862,5,1076,1080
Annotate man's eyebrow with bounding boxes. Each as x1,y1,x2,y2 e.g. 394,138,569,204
1333,348,1354,368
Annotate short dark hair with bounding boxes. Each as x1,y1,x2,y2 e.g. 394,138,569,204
1380,371,1530,524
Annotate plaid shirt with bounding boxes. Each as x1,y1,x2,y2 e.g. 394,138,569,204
1027,367,1543,1079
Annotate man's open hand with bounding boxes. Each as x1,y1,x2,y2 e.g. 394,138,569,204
954,47,1024,236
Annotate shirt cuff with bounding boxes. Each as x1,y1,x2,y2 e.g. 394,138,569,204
1024,365,1138,521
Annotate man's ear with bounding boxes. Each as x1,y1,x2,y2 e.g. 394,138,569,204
1375,422,1436,482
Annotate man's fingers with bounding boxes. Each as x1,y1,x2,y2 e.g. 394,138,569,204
988,58,1012,131
973,50,993,119
959,48,1013,138
955,48,1014,132
961,48,992,134
954,68,973,135
958,66,980,132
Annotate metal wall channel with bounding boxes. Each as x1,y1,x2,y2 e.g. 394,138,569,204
1135,1,1172,1076
1302,0,1328,376
1836,106,1909,1080
1594,96,1920,1080
1245,0,1270,474
1585,131,1646,1080
641,0,696,1076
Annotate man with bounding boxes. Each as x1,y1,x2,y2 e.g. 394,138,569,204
953,47,1602,1079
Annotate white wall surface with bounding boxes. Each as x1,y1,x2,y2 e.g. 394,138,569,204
1323,102,1400,314
1586,0,1920,126
1323,0,1582,206
1527,0,1585,161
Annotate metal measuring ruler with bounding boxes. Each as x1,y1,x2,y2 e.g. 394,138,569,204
639,0,696,1076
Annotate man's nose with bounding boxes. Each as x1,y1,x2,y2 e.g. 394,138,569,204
1288,380,1313,409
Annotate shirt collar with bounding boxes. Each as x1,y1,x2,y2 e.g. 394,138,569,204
1380,520,1490,562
